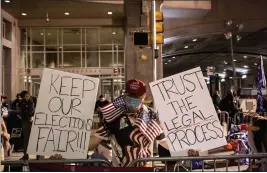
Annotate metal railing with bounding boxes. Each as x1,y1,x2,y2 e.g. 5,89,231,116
1,159,112,172
128,153,267,172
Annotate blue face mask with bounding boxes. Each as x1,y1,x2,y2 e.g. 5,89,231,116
124,96,142,111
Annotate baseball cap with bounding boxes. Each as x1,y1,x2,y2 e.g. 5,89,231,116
126,79,146,97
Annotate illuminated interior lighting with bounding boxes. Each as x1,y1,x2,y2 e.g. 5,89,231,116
108,12,112,15
192,39,197,42
22,13,27,16
242,75,247,79
64,12,70,15
184,46,189,49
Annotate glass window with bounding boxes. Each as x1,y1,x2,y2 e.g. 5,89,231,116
86,28,99,45
100,28,115,44
32,53,44,68
21,29,27,45
32,46,44,52
46,53,58,68
63,28,81,45
87,52,99,67
45,28,58,45
118,52,124,66
31,28,45,45
113,28,124,45
100,45,113,51
63,52,81,67
63,45,80,51
100,52,113,67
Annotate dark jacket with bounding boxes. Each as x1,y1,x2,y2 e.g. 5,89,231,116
20,99,35,121
11,99,21,110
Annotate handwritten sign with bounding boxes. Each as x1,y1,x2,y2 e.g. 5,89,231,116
150,67,226,156
27,68,99,159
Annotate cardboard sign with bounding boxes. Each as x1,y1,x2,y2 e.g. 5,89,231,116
27,68,99,159
150,67,226,156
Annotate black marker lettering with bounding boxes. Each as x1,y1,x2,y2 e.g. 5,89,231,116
183,73,196,92
185,95,197,110
82,79,95,98
34,112,45,125
48,97,62,113
71,78,82,97
36,127,49,152
49,74,60,94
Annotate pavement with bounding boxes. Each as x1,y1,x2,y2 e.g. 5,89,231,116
3,148,249,172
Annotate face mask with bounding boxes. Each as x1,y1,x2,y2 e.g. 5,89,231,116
124,96,142,111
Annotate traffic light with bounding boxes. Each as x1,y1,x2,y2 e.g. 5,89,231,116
155,11,164,44
133,32,149,46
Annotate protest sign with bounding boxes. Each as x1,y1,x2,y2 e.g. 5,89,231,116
150,67,226,156
27,68,99,159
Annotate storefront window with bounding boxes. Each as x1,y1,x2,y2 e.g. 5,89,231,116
21,27,125,98
32,53,44,68
100,52,113,67
63,52,81,67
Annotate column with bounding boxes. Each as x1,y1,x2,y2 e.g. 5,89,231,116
124,0,163,100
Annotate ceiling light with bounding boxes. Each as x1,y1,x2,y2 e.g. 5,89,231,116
255,63,258,66
225,20,233,27
224,31,232,39
76,32,79,35
192,39,197,42
229,77,233,79
184,45,189,49
221,79,225,82
236,35,242,41
244,65,248,68
223,71,226,74
5,0,10,3
224,69,227,71
112,32,116,35
242,75,247,79
244,55,247,58
168,60,171,62
233,59,236,62
22,13,27,16
108,12,112,15
47,33,51,36
165,63,167,65
64,12,70,15
40,33,44,36
207,81,210,84
172,57,175,59
224,61,228,65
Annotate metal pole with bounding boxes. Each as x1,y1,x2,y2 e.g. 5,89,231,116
152,0,157,81
230,36,237,88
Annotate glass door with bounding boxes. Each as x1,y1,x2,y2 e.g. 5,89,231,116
100,75,124,101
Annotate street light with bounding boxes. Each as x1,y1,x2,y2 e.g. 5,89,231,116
224,20,244,89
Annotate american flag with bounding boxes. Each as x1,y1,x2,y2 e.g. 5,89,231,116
100,96,126,123
257,56,266,112
99,96,163,166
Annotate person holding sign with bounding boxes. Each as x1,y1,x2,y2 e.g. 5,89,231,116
88,79,199,167
49,79,199,167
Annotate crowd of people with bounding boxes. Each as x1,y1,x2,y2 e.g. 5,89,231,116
1,90,38,167
1,80,267,171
